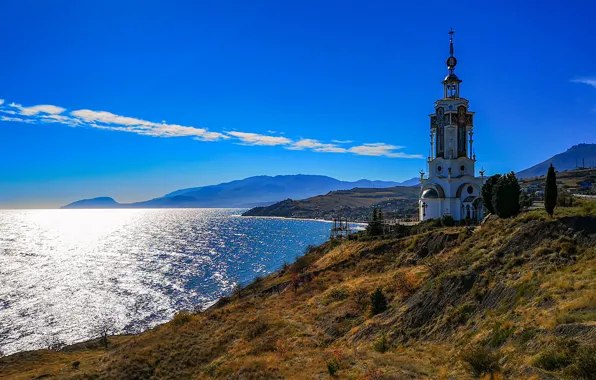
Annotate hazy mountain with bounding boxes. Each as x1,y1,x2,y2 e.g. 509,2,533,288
62,175,418,209
517,143,596,179
61,197,119,209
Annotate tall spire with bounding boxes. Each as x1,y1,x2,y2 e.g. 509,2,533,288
447,28,457,73
442,28,461,98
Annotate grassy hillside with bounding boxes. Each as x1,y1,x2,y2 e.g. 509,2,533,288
2,201,596,379
243,186,419,221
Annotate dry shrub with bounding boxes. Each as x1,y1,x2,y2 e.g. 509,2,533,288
422,255,447,276
565,344,596,380
460,345,500,378
373,333,389,353
172,311,193,326
327,286,350,303
392,271,416,297
351,287,370,312
246,317,269,340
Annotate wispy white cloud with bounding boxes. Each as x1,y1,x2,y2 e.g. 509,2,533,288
10,103,66,116
0,98,423,159
1,116,35,123
571,78,596,88
69,109,227,141
348,143,423,158
287,139,347,153
226,131,291,146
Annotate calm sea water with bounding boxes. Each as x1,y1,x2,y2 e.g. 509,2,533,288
0,209,334,355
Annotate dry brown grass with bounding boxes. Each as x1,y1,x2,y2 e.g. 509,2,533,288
2,209,596,379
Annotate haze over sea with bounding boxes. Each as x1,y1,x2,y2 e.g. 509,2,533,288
0,209,336,355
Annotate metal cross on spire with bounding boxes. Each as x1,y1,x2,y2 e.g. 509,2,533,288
448,28,455,57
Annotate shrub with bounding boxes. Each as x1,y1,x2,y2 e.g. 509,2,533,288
519,191,534,211
246,318,269,340
43,334,66,351
533,339,578,371
422,255,446,277
393,272,415,297
492,172,521,218
326,358,340,377
93,317,116,348
351,287,370,312
172,311,192,326
565,345,596,380
327,287,350,302
460,345,500,378
370,288,388,315
486,322,515,348
482,174,502,214
441,214,456,227
373,333,389,353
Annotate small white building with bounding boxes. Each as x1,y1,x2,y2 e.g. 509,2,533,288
419,30,485,222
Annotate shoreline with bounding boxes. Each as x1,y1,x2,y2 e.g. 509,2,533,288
237,213,368,226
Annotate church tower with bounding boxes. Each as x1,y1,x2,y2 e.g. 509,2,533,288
419,29,485,222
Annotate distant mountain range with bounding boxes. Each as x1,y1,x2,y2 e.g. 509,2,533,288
61,175,420,209
517,143,596,179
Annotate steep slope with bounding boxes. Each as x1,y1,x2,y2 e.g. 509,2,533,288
4,201,596,379
518,143,596,179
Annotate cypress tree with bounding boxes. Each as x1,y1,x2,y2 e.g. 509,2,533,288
544,164,558,217
481,174,501,214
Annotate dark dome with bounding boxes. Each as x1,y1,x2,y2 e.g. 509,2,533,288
443,73,461,82
421,188,439,199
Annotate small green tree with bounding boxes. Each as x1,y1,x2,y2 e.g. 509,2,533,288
544,164,558,217
481,174,501,214
519,191,534,211
366,207,383,236
370,287,388,315
492,172,521,218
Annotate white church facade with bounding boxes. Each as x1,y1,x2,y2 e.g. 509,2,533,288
419,30,485,222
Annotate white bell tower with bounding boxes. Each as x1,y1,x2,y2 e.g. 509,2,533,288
419,29,485,222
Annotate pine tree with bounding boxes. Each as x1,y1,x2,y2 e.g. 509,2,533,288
492,172,521,218
544,163,558,217
481,174,501,215
367,207,382,236
370,287,387,315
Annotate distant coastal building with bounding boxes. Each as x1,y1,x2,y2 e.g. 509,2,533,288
419,30,485,222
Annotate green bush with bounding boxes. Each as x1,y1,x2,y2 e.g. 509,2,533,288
460,345,500,378
327,287,350,302
534,339,578,371
482,174,502,214
370,287,388,315
492,172,521,218
441,214,456,227
373,333,389,353
486,322,515,348
326,358,340,377
565,345,596,380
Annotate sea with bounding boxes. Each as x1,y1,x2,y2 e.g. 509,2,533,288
0,208,340,355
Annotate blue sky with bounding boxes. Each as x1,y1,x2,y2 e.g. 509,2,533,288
1,0,595,208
